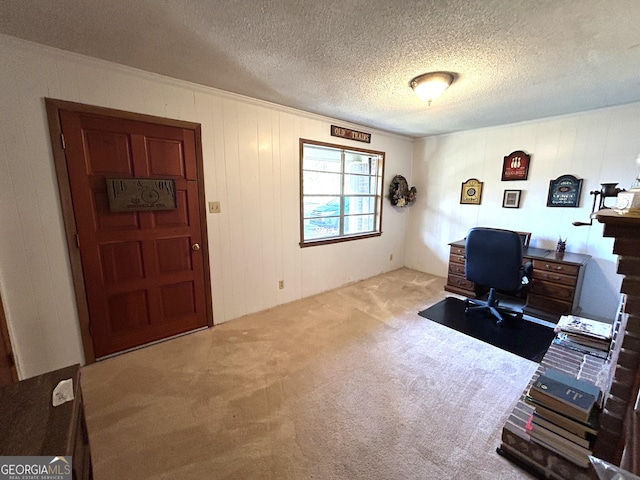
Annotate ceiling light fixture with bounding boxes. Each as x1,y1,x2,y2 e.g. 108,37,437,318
410,71,454,106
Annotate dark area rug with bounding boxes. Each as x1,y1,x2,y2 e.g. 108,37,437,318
418,297,555,362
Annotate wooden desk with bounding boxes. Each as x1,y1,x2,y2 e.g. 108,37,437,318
0,364,93,480
444,239,591,321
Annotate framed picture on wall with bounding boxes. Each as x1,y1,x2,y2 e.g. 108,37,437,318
502,189,522,208
547,174,583,207
502,150,531,181
460,178,483,204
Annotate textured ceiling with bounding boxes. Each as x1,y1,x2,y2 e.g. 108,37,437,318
2,0,640,137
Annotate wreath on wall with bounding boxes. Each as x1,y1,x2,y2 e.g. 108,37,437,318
389,174,417,207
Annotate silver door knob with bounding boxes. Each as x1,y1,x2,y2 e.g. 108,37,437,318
192,243,200,251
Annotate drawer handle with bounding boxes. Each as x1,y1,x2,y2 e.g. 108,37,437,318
545,264,563,271
544,274,562,281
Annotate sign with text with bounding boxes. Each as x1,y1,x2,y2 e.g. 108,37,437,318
547,174,583,207
502,150,531,181
330,125,371,143
1,456,72,480
106,178,177,212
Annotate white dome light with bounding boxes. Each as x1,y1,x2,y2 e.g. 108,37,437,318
410,72,454,106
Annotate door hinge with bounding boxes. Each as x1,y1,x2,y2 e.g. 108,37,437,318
75,234,80,248
87,322,92,337
60,133,66,150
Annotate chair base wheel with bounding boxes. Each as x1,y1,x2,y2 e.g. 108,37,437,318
464,291,523,326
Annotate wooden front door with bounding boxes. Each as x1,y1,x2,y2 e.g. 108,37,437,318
47,100,213,361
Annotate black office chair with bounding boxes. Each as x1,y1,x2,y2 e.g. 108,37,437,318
464,227,530,325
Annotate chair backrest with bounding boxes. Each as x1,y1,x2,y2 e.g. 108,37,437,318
465,227,524,291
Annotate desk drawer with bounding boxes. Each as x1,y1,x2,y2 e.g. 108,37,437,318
449,253,466,265
534,270,577,287
532,259,580,277
529,280,575,301
526,293,572,315
447,274,474,291
450,245,466,256
448,262,466,276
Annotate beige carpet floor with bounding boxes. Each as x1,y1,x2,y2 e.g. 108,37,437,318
80,268,538,479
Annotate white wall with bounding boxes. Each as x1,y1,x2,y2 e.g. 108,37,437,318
406,103,640,320
0,35,413,379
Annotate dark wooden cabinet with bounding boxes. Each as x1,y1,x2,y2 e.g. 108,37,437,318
0,364,92,480
444,239,590,321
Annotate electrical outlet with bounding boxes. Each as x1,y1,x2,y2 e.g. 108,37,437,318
278,280,284,290
208,201,221,214
390,254,393,261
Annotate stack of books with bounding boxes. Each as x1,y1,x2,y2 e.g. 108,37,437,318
554,314,613,354
525,367,601,468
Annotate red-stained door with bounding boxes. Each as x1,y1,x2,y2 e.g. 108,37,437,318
58,109,211,359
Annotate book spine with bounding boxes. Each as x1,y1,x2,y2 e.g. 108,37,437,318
528,392,592,422
530,422,592,449
531,376,596,409
501,424,592,474
553,337,608,359
525,396,599,435
530,378,595,420
531,415,593,447
529,437,590,468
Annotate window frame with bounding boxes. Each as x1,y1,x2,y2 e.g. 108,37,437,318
299,138,385,247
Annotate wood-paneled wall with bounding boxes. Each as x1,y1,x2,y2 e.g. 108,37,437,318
0,35,413,379
406,102,640,321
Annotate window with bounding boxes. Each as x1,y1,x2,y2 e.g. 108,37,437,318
300,139,384,246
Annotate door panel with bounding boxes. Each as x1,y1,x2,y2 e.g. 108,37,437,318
58,110,210,358
147,138,185,176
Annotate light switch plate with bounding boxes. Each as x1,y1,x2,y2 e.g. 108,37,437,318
209,201,221,214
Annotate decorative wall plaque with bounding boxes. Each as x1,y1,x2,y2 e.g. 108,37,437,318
106,178,177,212
547,174,583,207
460,178,483,205
330,125,371,143
502,150,531,181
